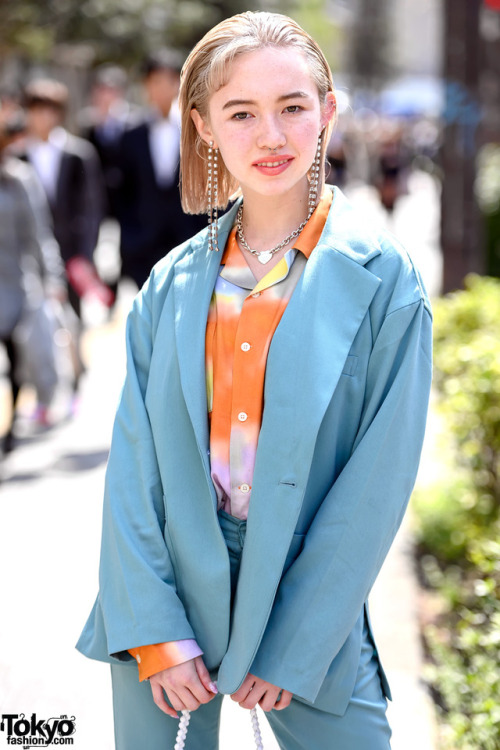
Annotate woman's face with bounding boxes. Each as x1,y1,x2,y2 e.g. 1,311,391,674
191,46,335,203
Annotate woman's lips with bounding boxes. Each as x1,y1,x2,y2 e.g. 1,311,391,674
252,155,294,175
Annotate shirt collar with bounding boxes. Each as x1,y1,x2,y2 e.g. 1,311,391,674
220,230,256,290
293,187,333,259
219,187,333,289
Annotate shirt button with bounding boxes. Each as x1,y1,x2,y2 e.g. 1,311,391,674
252,292,261,298
136,654,141,664
240,483,251,493
241,342,251,352
238,412,248,422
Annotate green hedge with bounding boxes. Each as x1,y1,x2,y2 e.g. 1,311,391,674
413,275,500,749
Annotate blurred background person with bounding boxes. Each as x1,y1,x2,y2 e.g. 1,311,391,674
78,64,139,307
325,130,348,189
0,110,66,453
0,83,23,123
117,49,205,289
79,64,135,222
14,78,109,408
373,121,411,214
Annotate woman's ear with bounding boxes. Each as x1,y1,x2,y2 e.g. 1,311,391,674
321,92,337,129
191,108,216,148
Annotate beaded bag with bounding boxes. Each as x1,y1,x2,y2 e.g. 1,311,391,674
174,706,264,749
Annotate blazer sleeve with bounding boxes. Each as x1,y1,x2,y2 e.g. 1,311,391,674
250,295,432,703
94,274,197,658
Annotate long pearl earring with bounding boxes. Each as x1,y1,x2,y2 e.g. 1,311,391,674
207,141,219,252
308,130,323,215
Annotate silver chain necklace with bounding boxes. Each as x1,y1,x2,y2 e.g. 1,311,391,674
236,204,314,265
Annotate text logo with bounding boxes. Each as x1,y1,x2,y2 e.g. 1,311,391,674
0,713,76,747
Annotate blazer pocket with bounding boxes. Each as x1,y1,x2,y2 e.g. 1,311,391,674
341,354,358,377
283,532,306,575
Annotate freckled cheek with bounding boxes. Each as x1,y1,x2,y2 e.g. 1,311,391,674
295,124,321,162
218,131,253,170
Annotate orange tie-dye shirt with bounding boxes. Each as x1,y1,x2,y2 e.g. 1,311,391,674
206,190,332,519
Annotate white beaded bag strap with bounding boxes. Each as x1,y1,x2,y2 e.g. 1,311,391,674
174,706,264,750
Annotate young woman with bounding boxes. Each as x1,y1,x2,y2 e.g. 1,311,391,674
78,11,432,749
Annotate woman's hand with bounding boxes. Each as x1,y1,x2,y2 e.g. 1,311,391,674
231,673,293,712
149,656,219,718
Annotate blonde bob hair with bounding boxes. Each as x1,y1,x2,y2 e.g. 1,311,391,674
179,11,336,214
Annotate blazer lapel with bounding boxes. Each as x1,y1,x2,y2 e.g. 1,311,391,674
218,221,383,693
173,203,240,486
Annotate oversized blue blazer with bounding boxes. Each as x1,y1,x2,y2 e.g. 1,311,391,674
77,186,433,717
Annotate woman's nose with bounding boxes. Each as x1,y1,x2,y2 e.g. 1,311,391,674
256,116,286,151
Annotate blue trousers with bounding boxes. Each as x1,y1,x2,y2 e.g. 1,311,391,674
111,511,392,749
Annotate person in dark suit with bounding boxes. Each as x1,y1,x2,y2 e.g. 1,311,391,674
79,65,137,222
22,78,106,314
118,50,205,288
78,65,140,303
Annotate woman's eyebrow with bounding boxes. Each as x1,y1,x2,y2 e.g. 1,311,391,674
222,99,255,110
222,91,310,110
277,90,310,102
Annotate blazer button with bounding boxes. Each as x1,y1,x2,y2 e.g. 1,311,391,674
238,412,248,422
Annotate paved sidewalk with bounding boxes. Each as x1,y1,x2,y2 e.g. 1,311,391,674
0,173,441,749
344,171,441,750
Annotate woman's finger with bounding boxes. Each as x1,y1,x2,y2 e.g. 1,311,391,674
258,687,281,713
187,683,217,705
194,656,219,697
273,689,293,711
239,683,267,710
149,681,179,719
175,686,204,712
230,674,255,703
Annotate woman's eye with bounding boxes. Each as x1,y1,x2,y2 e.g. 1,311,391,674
232,112,251,120
284,105,302,114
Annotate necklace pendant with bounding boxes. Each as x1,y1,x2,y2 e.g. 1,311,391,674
257,251,273,264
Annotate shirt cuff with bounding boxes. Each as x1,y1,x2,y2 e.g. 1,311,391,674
128,640,203,682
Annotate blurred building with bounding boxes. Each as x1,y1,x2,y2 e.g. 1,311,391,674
390,0,442,78
330,0,443,93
